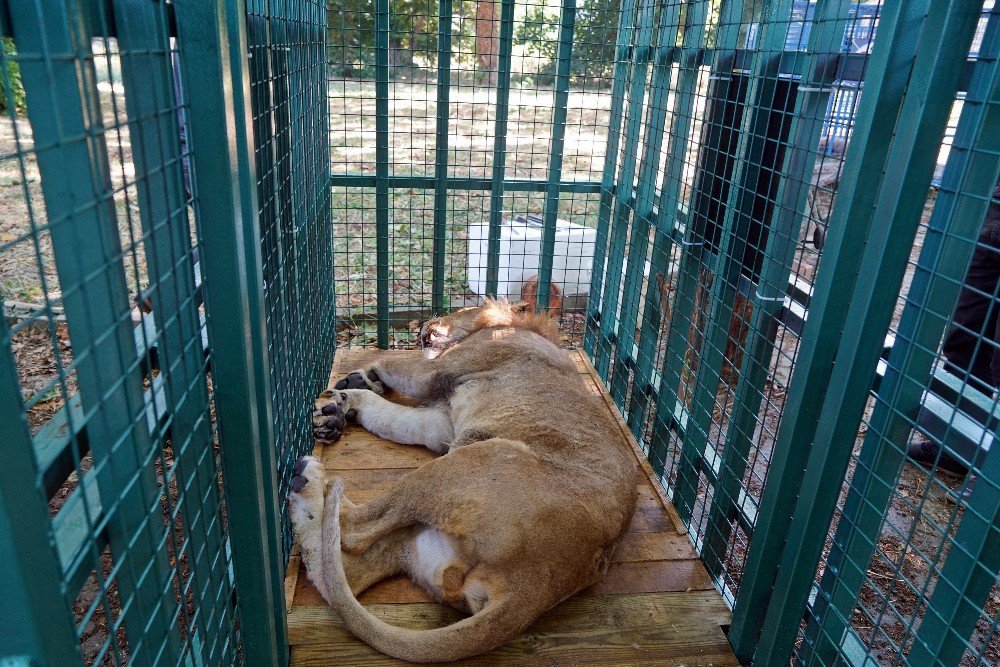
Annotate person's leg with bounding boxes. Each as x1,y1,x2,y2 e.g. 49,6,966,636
941,205,1000,394
912,187,1000,475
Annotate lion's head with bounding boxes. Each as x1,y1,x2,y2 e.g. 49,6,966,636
418,299,560,359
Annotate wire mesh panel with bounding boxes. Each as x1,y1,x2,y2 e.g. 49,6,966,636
0,1,241,663
585,0,999,664
329,0,619,347
585,0,873,602
796,4,1000,664
245,0,336,565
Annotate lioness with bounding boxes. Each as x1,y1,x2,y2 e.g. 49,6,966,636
288,300,638,663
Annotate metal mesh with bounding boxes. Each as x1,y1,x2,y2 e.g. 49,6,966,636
0,2,239,664
245,0,336,566
586,0,874,592
5,0,998,665
584,0,998,664
329,0,619,348
799,5,1000,664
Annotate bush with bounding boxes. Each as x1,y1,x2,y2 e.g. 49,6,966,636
1,37,25,113
514,0,620,87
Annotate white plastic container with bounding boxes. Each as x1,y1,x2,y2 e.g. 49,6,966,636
466,214,597,298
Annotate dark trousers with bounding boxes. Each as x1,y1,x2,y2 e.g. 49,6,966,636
942,195,1000,394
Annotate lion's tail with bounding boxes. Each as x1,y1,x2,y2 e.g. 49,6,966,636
320,481,537,663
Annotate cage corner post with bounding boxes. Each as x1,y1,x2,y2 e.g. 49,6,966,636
174,0,289,665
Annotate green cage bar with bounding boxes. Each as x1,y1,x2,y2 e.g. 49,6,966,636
606,0,679,409
432,0,453,314
699,0,849,580
616,0,685,434
908,442,999,663
724,0,934,654
536,0,578,312
375,0,391,347
670,0,803,525
745,1,986,662
116,7,228,663
0,315,82,666
11,2,181,660
804,6,1000,662
594,0,658,379
176,0,288,663
644,0,733,475
583,0,638,358
485,0,517,298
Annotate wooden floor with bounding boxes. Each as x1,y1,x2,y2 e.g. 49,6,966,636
285,349,738,666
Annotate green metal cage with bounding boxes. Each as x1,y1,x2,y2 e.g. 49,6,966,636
0,0,997,665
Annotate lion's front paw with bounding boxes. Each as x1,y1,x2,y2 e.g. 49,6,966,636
289,456,327,525
334,368,386,395
313,389,368,442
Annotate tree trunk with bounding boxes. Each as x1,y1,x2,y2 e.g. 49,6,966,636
475,0,498,84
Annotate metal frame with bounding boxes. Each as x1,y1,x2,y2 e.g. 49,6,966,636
804,5,1000,663
584,1,999,665
3,2,999,666
175,1,288,664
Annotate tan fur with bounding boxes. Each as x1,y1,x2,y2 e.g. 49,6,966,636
290,299,638,663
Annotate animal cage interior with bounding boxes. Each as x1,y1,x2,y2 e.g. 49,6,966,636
1,0,998,666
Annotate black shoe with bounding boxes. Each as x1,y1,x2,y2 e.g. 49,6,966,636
946,475,976,505
906,439,970,476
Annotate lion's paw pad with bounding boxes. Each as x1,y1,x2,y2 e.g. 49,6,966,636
334,369,385,395
288,456,326,523
313,390,355,442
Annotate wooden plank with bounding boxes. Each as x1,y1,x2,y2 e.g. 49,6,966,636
285,553,302,615
322,430,436,470
291,634,737,666
293,555,714,611
589,559,715,595
331,348,378,377
294,573,429,608
290,590,729,641
290,593,734,665
627,506,675,533
289,590,730,645
570,351,593,374
615,531,694,563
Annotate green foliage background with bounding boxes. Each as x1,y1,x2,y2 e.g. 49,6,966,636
328,0,621,84
1,37,25,113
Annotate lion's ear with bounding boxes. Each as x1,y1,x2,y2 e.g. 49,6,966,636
509,300,531,314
